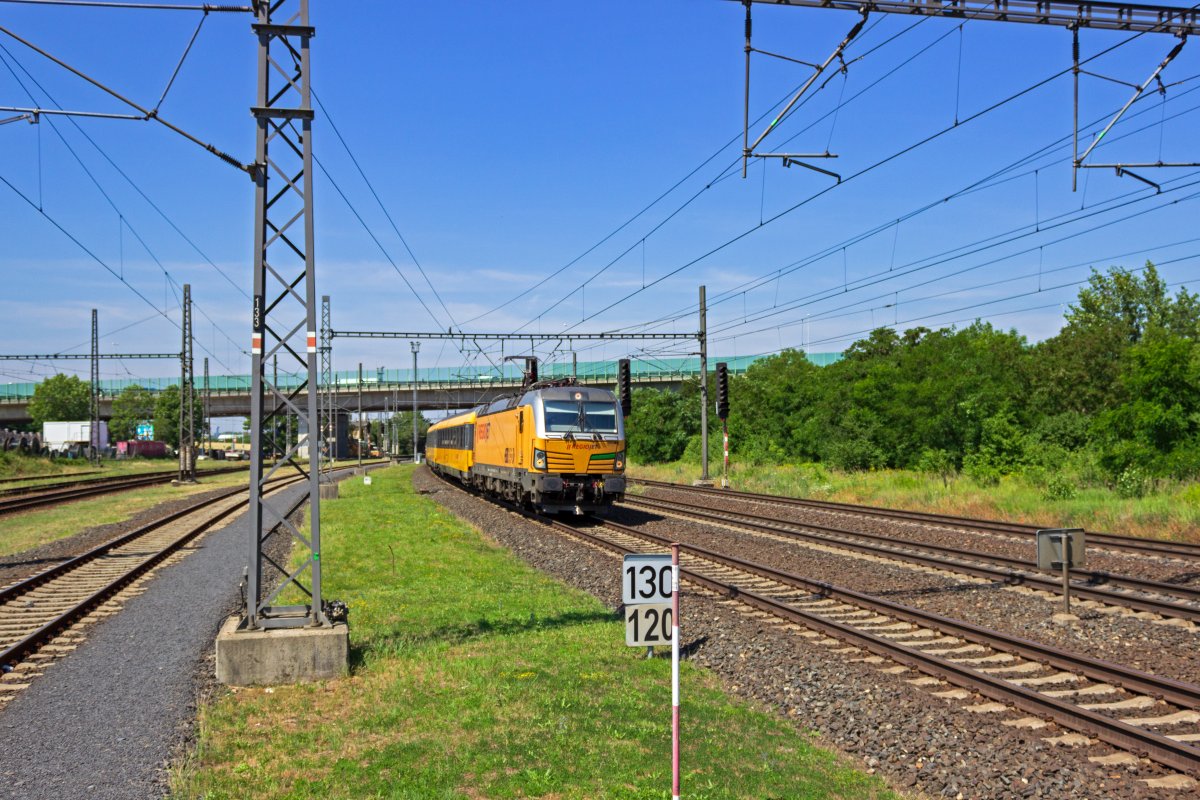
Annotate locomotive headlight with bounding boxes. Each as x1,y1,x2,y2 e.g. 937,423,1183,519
534,448,547,470
614,450,625,471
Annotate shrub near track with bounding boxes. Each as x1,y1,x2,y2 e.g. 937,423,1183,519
173,465,899,800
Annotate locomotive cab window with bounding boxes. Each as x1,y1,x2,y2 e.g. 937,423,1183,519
543,399,619,434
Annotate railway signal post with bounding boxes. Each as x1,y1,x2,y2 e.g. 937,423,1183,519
411,341,420,462
696,285,712,487
716,362,729,488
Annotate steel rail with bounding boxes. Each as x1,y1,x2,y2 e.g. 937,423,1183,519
542,513,1200,775
0,470,102,486
0,466,247,514
0,477,309,670
0,461,382,600
0,480,251,602
632,478,1200,559
624,494,1200,620
0,465,246,498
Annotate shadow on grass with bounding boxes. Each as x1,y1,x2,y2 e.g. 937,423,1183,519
349,608,617,670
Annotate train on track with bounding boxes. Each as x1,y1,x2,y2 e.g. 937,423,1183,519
426,363,627,514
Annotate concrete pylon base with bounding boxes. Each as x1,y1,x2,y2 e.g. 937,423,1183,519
215,615,349,686
692,479,715,488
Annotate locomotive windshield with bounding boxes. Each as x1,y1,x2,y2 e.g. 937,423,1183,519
543,399,619,434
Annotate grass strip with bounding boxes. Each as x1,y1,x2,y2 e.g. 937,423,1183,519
173,465,899,800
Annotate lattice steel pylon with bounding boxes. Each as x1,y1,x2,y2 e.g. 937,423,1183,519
89,308,99,465
202,356,210,454
246,0,323,630
179,284,196,482
320,294,332,466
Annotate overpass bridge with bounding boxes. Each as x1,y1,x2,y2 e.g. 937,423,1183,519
0,353,842,425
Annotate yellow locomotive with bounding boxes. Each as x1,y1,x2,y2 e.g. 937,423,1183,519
427,378,626,513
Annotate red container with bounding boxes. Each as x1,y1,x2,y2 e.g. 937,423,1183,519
117,440,169,458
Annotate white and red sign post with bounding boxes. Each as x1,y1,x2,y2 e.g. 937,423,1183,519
670,542,681,800
622,548,682,799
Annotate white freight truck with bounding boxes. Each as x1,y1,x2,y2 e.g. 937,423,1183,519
42,420,109,456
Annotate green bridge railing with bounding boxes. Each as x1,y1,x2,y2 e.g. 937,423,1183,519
0,352,842,402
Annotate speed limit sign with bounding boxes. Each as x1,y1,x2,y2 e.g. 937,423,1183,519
625,603,673,646
622,554,673,605
621,547,683,800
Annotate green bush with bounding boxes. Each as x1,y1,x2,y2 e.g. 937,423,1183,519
1041,472,1077,501
916,448,957,487
963,453,1002,487
1116,465,1150,498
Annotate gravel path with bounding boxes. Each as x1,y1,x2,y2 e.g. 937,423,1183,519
0,481,309,800
417,468,1192,800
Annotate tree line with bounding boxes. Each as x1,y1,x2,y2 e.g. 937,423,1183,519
627,264,1199,496
26,376,201,449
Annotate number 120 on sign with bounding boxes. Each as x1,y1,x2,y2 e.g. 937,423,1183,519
625,603,674,646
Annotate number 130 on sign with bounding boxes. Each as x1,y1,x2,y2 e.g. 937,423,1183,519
623,554,673,604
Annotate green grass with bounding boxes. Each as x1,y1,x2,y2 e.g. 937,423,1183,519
171,465,900,800
632,460,1200,544
0,451,101,482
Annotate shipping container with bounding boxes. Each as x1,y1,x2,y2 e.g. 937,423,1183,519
116,440,168,458
42,421,109,453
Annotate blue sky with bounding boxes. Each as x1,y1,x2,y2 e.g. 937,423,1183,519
0,0,1196,390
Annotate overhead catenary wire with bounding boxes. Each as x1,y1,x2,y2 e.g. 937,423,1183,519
0,172,242,376
0,1,249,10
312,89,460,334
567,90,1200,363
0,40,248,298
0,45,248,364
754,261,1196,354
470,14,929,332
0,22,249,172
511,15,940,336
585,26,1166,332
706,170,1200,339
527,9,1030,338
710,235,1200,344
613,63,1200,338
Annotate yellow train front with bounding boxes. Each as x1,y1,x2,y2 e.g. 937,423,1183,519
428,384,625,513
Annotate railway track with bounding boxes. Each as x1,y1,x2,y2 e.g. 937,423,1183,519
622,493,1200,623
0,460,392,690
0,466,248,516
530,510,1200,780
632,478,1200,560
0,460,388,517
0,474,313,696
0,470,102,486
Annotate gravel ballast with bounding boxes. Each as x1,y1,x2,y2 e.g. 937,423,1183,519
416,467,1193,800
